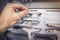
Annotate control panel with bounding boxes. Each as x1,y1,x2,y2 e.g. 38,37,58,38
7,9,60,40
14,9,60,29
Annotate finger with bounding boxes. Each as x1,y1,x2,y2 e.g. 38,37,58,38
8,3,28,11
7,3,29,19
11,3,29,18
4,3,28,12
9,3,29,14
17,10,29,19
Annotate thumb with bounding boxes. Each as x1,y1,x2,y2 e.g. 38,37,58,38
16,10,29,19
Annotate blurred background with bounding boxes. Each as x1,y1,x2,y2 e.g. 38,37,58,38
0,0,60,40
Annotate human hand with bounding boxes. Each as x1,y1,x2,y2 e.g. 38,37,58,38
0,3,29,32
